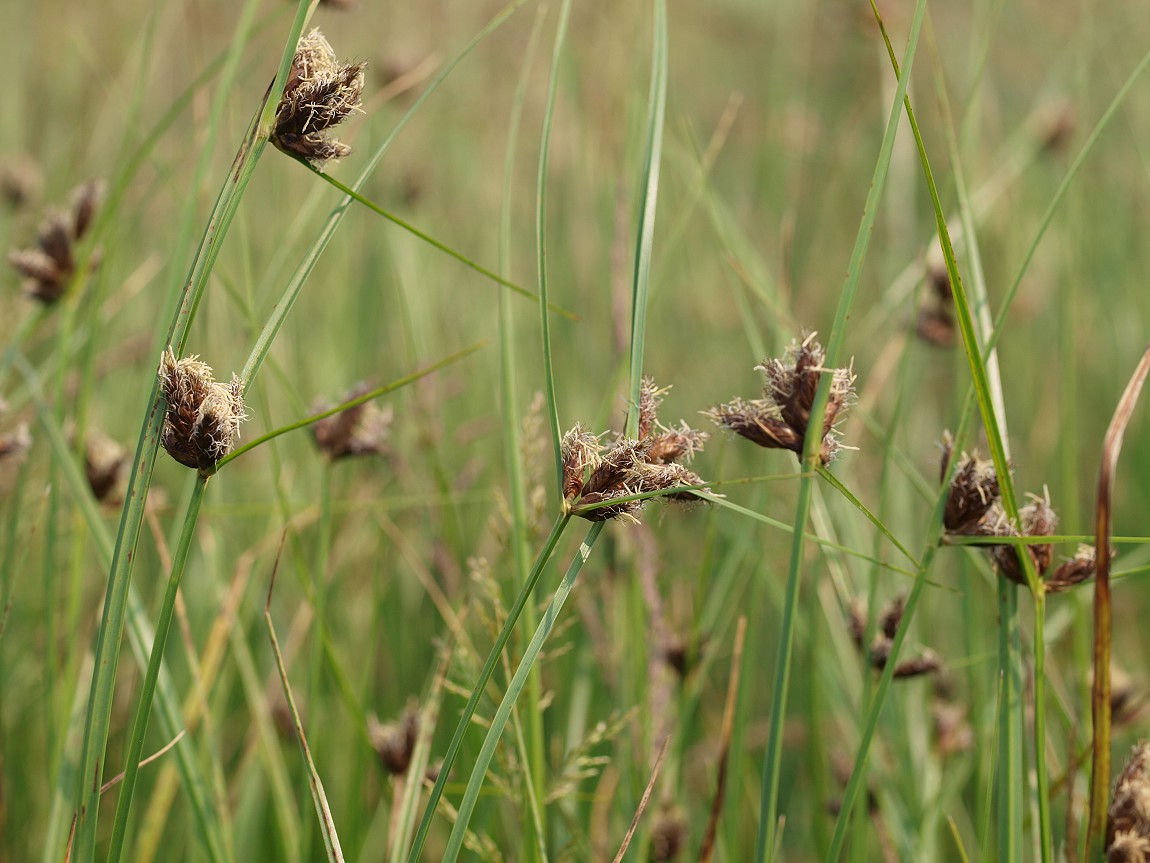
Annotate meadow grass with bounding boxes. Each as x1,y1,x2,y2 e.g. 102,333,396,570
3,1,1150,861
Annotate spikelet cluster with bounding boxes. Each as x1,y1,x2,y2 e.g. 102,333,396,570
7,179,103,303
561,378,709,524
706,332,855,465
272,29,365,168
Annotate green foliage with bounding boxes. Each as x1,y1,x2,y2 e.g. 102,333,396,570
3,1,1150,861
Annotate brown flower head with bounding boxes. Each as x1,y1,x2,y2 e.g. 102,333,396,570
159,349,247,475
368,706,419,776
8,179,104,304
1108,742,1150,862
1045,542,1101,594
311,384,392,460
272,29,365,169
561,379,709,524
706,332,855,465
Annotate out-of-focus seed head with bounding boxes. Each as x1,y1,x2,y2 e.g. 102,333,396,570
159,349,247,475
649,806,688,862
85,430,128,502
0,421,31,462
311,384,393,460
273,29,366,169
0,154,43,208
7,179,103,304
943,450,1001,534
368,706,419,776
1107,742,1150,862
932,699,974,757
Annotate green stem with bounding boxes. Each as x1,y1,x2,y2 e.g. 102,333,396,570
406,514,572,863
441,523,605,862
105,476,209,863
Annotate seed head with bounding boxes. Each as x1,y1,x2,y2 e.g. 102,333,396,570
273,29,365,169
650,806,688,862
562,379,710,524
8,179,104,303
706,332,855,464
990,491,1058,586
159,349,247,475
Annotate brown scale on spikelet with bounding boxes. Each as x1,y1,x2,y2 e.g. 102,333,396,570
368,705,419,776
272,29,365,169
1107,742,1150,862
706,332,855,465
311,383,393,460
990,491,1057,586
7,179,104,304
561,379,710,524
159,349,247,475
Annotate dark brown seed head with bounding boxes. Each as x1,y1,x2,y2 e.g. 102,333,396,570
879,594,906,641
7,179,103,304
159,349,247,475
991,493,1058,584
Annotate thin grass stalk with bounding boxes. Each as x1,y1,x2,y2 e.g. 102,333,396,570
536,0,571,505
869,7,1055,858
406,514,571,862
505,7,549,858
754,2,925,857
266,566,346,863
69,4,318,857
441,523,605,862
625,0,667,438
1084,342,1150,860
105,476,208,863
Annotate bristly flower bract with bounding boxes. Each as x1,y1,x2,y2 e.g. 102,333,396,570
159,349,247,476
705,332,856,465
561,378,710,524
272,29,365,169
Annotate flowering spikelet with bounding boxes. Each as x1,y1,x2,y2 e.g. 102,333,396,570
311,383,392,460
7,179,104,303
1045,543,1102,594
272,29,365,168
159,349,247,475
561,378,709,524
1107,742,1150,862
705,332,855,465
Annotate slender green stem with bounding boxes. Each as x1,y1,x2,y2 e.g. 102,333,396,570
625,0,667,438
441,523,605,862
105,476,209,863
406,514,572,863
